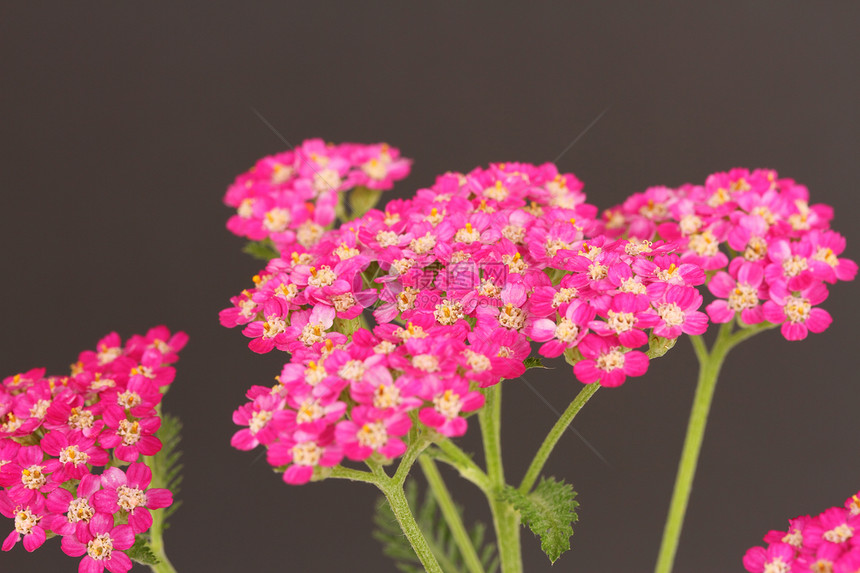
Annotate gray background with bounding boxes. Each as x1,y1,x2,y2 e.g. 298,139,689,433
1,2,858,572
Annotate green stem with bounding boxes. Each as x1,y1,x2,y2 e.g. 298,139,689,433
518,383,600,494
148,520,177,573
432,438,492,493
419,456,486,573
479,384,522,573
368,436,444,573
379,480,445,573
654,322,773,573
327,465,378,484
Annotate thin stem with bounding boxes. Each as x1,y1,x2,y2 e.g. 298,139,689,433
380,481,445,573
148,522,177,573
327,465,378,484
654,321,772,573
432,438,492,493
518,383,600,494
392,434,431,486
367,436,445,573
479,384,522,573
419,456,486,573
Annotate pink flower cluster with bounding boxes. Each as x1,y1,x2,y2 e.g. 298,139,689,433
743,491,860,573
602,168,857,340
224,138,411,253
224,156,766,484
0,327,184,572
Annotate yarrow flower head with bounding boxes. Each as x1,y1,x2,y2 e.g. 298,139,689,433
0,327,183,568
743,490,860,573
223,147,853,487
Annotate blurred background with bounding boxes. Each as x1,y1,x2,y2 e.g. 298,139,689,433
1,3,857,571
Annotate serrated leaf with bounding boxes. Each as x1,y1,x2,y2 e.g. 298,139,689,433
373,480,499,573
348,186,383,219
150,413,183,523
242,239,280,261
502,477,578,564
524,356,548,369
127,535,160,566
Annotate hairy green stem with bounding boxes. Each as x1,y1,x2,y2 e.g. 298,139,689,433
654,322,774,573
379,480,445,573
479,384,522,573
432,438,492,493
367,436,444,573
518,383,600,494
419,456,486,573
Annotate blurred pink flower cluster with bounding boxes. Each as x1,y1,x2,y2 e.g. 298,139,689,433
0,327,185,572
743,491,860,573
224,138,411,253
601,168,857,340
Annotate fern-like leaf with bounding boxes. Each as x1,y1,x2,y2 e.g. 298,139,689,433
127,535,160,566
242,238,280,261
373,480,499,573
151,412,183,524
501,477,578,564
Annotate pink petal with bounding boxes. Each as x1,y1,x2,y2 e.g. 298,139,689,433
2,530,18,552
128,508,153,534
781,322,808,341
573,360,601,384
81,555,106,573
23,527,45,552
145,489,173,510
60,533,87,557
110,525,135,550
806,308,832,333
126,463,152,490
105,550,132,573
623,352,650,377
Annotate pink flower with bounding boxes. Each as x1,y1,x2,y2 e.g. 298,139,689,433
242,298,293,353
706,261,767,325
588,293,655,348
93,464,172,534
416,377,484,437
266,428,343,485
44,473,106,541
762,281,832,341
60,513,135,573
231,392,290,451
99,415,162,463
650,285,709,339
0,491,47,552
40,430,108,481
743,542,797,573
573,334,649,387
0,445,61,506
530,299,595,358
335,406,411,461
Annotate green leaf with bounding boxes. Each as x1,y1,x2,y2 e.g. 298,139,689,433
348,186,383,219
523,356,548,369
242,238,280,261
127,535,160,566
150,413,183,524
502,477,578,564
374,480,499,573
